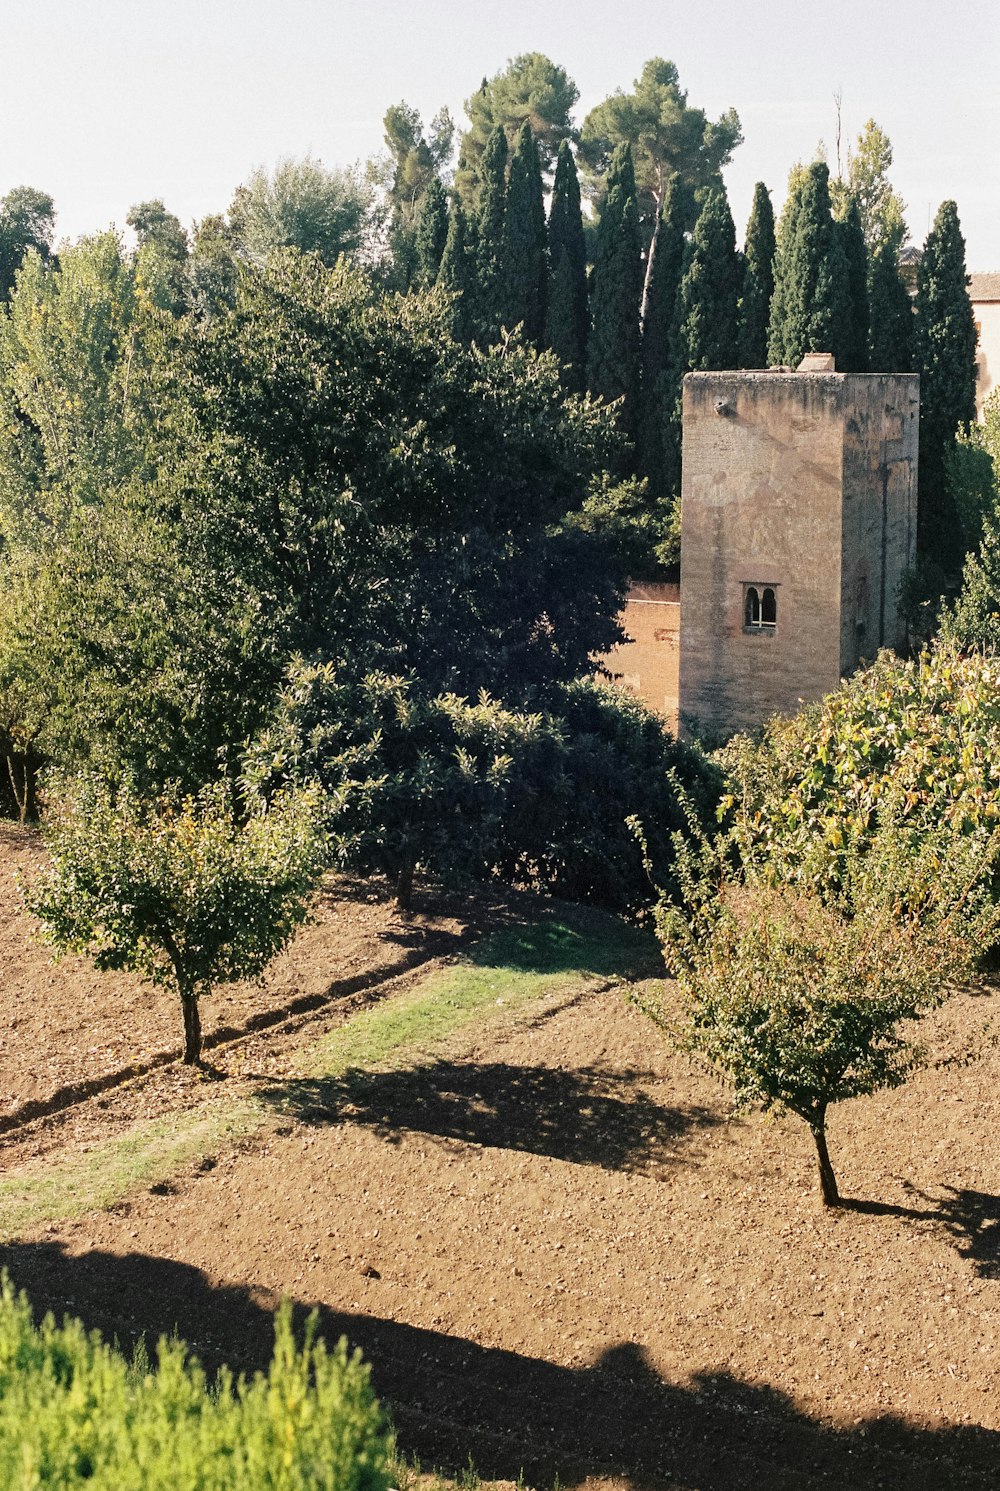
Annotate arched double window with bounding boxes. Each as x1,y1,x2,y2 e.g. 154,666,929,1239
744,584,777,631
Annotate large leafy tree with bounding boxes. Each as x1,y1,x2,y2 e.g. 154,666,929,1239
0,186,55,301
455,53,578,202
127,198,189,314
380,101,454,287
0,232,142,532
737,182,776,368
579,58,742,323
844,118,908,261
503,122,547,344
230,155,378,265
544,140,588,389
914,200,978,564
587,143,642,437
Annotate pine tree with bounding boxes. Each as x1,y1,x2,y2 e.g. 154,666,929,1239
868,241,913,372
437,198,473,339
504,123,547,344
737,182,776,368
545,140,588,389
915,200,978,564
832,196,869,372
587,143,642,436
475,125,509,344
414,177,449,287
767,161,848,368
639,177,687,491
676,183,740,372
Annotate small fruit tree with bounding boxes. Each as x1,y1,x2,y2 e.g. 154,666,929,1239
639,805,1000,1205
27,775,325,1063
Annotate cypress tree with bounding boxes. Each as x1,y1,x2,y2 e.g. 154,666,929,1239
833,197,869,372
868,241,913,372
767,161,847,368
414,177,449,287
587,142,642,437
639,177,687,491
545,140,588,389
676,183,740,371
737,182,776,368
475,125,508,344
503,122,547,344
914,200,978,563
436,198,473,339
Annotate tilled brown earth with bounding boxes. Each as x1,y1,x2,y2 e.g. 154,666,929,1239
0,823,472,1133
5,983,1000,1490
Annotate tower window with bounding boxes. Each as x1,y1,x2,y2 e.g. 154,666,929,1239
744,583,777,632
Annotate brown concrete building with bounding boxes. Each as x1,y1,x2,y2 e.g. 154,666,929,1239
601,362,918,740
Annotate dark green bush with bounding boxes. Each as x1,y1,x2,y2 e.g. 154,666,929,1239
0,1274,391,1490
242,661,721,914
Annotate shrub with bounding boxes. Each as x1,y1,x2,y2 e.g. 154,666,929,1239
0,1274,391,1490
26,775,325,1062
721,640,1000,912
242,662,722,914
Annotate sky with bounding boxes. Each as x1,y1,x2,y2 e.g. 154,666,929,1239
2,0,998,265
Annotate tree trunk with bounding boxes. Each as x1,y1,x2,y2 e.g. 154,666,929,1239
395,855,414,914
180,985,202,1065
5,752,38,824
811,1122,840,1207
640,207,662,333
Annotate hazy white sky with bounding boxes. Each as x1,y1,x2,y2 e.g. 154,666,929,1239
2,0,998,264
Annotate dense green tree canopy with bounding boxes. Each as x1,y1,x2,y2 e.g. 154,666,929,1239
737,182,776,369
455,53,578,201
545,140,588,389
914,200,978,564
504,122,547,344
579,58,741,318
587,143,642,436
767,161,848,368
0,186,55,301
230,154,379,265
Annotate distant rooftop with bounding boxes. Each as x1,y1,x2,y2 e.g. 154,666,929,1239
970,272,1000,302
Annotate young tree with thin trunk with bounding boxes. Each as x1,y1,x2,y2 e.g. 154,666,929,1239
27,776,325,1064
639,801,997,1206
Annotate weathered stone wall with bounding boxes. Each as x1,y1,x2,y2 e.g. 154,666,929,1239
677,372,846,738
597,582,679,733
839,375,918,674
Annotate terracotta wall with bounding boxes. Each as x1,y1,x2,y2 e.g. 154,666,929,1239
597,582,680,734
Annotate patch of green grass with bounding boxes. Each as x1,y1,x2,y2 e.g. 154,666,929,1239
0,1100,258,1242
0,912,655,1238
308,915,655,1078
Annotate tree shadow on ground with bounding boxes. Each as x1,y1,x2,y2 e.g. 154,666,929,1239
258,1060,720,1177
836,1186,1000,1281
2,1238,997,1491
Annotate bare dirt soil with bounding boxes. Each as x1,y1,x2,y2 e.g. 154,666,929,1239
2,825,1000,1489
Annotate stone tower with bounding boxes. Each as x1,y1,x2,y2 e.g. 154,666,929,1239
677,363,919,737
